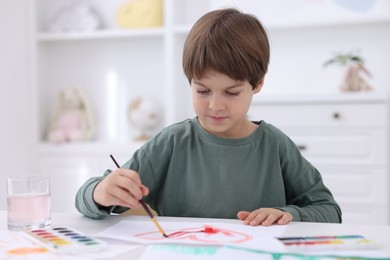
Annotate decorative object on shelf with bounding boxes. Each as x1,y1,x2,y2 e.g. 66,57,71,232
47,1,102,33
323,50,373,92
47,87,96,143
128,97,162,141
116,0,163,29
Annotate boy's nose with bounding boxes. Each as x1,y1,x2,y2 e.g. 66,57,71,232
209,96,225,111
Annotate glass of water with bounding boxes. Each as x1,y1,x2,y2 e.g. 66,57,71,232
7,175,51,231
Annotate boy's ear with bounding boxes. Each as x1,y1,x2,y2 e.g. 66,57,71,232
253,78,264,94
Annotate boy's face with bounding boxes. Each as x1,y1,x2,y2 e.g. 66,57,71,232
191,70,262,138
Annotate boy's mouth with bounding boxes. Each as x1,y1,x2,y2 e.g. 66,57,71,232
209,116,227,124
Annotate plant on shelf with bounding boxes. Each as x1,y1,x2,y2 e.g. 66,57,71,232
323,50,373,92
323,49,364,67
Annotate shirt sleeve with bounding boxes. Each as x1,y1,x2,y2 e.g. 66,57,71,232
75,169,130,219
283,166,342,223
75,176,109,219
276,128,342,223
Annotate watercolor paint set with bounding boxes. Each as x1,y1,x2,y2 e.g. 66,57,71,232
277,235,378,252
21,226,108,254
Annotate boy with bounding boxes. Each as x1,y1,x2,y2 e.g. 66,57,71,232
76,8,342,226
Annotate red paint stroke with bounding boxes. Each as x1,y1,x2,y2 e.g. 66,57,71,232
167,226,219,237
134,225,253,244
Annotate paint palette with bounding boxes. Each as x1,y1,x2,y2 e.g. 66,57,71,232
277,235,378,252
22,226,108,254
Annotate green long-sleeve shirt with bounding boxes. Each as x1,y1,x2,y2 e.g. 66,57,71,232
75,118,342,223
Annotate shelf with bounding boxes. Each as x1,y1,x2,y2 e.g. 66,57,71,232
36,28,165,42
253,92,389,105
209,0,390,30
37,141,145,155
265,17,390,31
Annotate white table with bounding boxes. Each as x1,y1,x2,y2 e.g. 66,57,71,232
1,211,390,258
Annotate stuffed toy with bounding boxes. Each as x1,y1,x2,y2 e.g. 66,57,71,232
48,2,102,32
116,0,163,28
47,87,95,143
128,97,162,141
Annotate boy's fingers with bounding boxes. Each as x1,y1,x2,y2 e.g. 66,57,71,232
114,196,140,209
237,211,250,220
245,211,266,225
238,209,292,226
250,213,269,226
277,212,293,225
105,186,142,209
115,169,143,186
94,169,149,209
260,213,279,226
241,211,258,224
114,173,145,200
140,185,149,196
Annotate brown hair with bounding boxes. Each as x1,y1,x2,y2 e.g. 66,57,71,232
182,8,270,89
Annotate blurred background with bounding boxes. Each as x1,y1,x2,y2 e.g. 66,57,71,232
1,0,390,224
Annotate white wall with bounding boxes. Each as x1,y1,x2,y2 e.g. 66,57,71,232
0,0,32,209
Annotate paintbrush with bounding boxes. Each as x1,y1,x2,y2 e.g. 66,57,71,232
109,154,168,238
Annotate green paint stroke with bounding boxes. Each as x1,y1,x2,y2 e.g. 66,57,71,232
150,244,219,255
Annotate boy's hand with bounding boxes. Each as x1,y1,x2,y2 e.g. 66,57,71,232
93,169,149,209
237,208,292,226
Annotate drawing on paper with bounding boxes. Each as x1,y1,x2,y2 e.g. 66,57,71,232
5,247,48,256
96,220,287,251
0,231,49,259
135,225,253,244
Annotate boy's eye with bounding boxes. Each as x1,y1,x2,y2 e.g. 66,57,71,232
196,90,209,94
226,92,240,96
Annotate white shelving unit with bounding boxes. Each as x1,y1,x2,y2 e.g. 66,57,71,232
28,0,390,213
29,0,210,149
249,93,389,224
30,0,390,144
28,0,208,212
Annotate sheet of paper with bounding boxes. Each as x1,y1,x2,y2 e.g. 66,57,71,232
139,245,221,260
96,220,287,251
139,244,390,260
0,230,53,260
138,245,274,260
207,246,276,260
138,245,290,260
222,246,390,260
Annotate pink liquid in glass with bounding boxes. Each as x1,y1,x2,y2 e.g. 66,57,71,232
7,193,51,230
